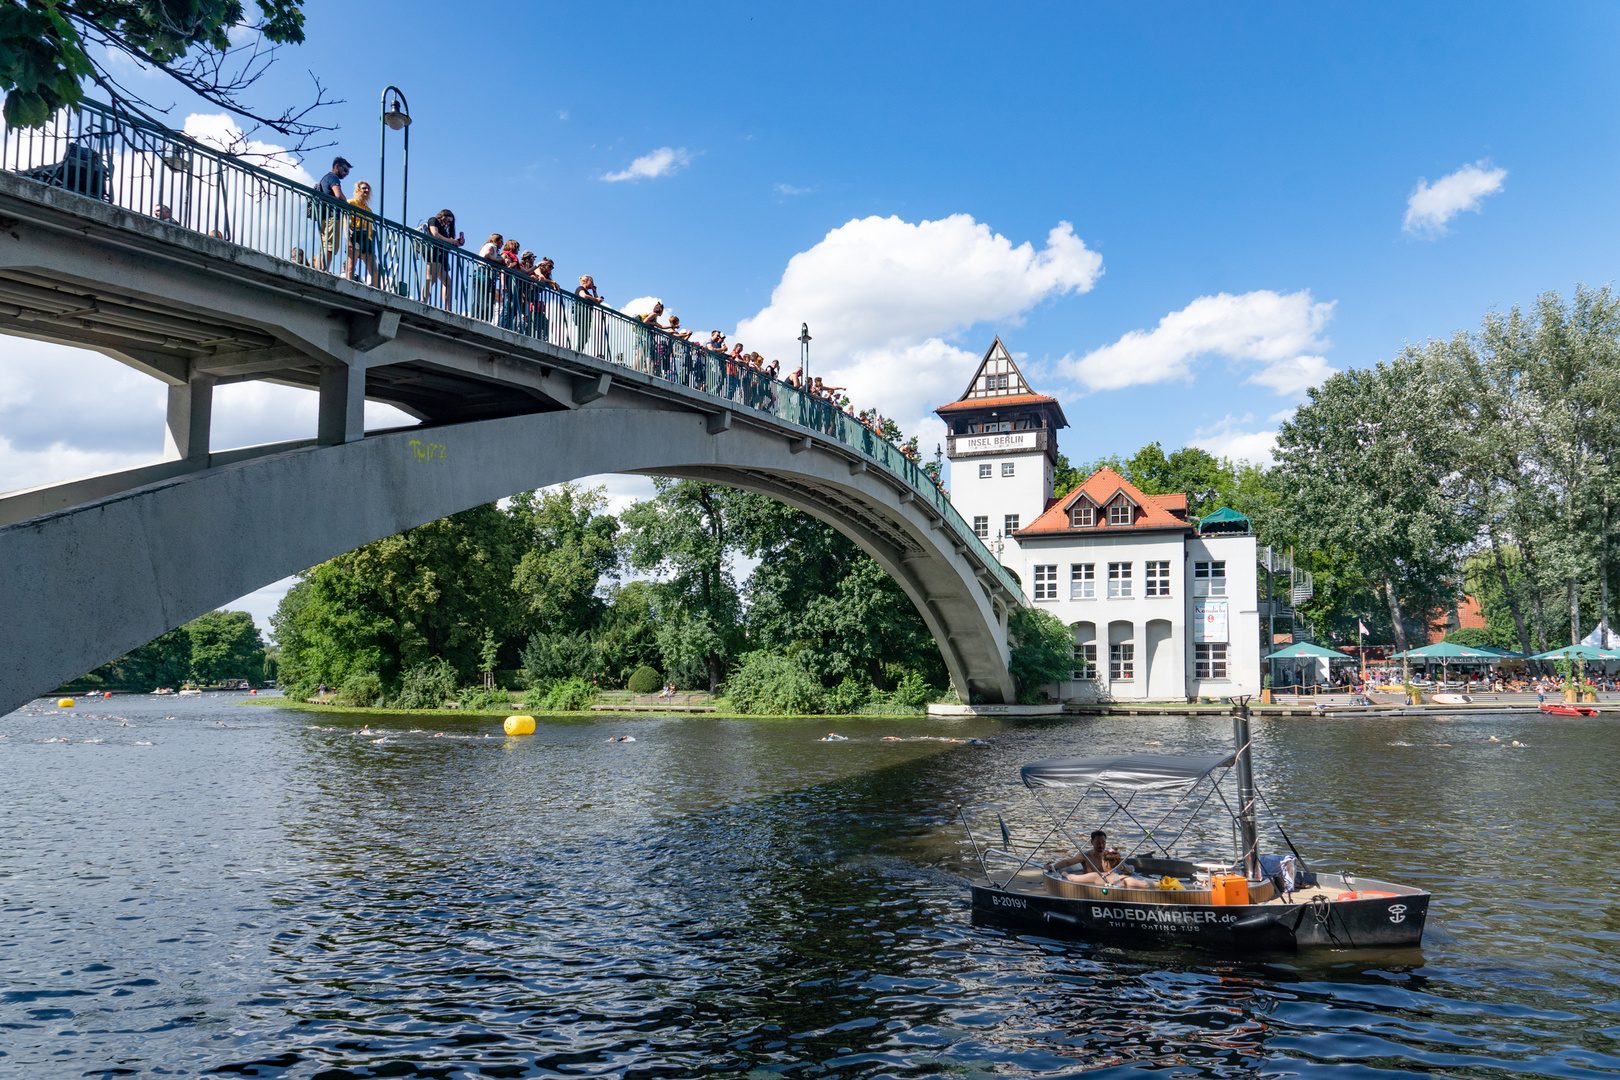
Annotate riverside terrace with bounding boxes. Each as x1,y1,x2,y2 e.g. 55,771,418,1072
0,100,1024,713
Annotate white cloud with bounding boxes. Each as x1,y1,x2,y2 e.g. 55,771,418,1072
602,147,691,182
620,296,662,317
182,113,313,186
734,214,1101,439
1190,414,1278,466
1066,289,1335,395
1246,353,1336,396
1403,160,1506,235
776,183,812,196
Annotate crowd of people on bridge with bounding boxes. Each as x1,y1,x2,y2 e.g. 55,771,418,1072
281,154,929,467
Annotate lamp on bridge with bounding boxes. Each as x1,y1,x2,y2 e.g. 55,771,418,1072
799,322,811,383
378,86,412,225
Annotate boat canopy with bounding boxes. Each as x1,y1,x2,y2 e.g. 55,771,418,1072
1021,752,1236,794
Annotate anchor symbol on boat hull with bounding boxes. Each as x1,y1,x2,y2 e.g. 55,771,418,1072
1388,903,1408,924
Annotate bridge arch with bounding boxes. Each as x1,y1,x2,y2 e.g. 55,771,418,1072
0,406,1017,714
0,108,1020,713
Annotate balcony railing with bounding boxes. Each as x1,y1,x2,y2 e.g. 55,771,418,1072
1,99,1024,600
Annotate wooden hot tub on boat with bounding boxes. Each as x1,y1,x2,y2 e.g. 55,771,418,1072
965,705,1431,952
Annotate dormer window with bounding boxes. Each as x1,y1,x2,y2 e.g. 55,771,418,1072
1108,502,1133,526
1071,504,1095,527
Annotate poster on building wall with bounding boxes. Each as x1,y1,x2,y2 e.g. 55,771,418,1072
1194,599,1229,643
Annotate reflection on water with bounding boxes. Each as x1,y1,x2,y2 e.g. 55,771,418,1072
2,694,1618,1078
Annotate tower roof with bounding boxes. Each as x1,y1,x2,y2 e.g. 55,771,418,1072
935,337,1068,426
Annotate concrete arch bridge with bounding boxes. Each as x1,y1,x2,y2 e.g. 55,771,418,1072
0,102,1022,714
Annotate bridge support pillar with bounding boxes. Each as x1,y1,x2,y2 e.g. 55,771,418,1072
318,360,366,445
163,373,215,463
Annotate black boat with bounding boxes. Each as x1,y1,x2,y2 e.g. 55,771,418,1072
965,704,1429,951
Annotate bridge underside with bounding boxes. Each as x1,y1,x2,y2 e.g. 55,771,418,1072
0,172,1017,713
0,411,1014,713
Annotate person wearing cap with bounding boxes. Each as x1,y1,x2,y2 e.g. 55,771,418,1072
313,156,351,271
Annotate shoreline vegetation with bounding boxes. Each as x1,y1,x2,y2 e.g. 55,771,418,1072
245,698,942,721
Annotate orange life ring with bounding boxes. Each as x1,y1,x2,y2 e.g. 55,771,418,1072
1336,890,1397,901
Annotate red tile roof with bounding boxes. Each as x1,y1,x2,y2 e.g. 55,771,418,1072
1015,467,1193,536
936,393,1062,413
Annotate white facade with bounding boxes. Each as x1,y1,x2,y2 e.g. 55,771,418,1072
1014,529,1260,702
947,441,1052,557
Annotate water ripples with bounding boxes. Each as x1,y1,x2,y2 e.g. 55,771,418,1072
2,697,1618,1077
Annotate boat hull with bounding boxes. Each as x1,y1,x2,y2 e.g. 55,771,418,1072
970,875,1428,951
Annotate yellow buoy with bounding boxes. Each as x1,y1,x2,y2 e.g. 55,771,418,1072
503,715,535,736
57,698,74,708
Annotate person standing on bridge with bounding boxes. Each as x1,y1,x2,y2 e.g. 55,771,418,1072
421,210,465,311
346,182,378,288
313,157,351,272
574,276,605,355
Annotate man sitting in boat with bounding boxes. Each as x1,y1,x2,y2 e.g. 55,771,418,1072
1044,830,1151,888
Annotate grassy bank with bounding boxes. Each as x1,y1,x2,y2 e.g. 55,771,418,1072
243,698,934,721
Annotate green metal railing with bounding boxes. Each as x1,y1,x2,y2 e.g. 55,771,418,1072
1,99,1023,599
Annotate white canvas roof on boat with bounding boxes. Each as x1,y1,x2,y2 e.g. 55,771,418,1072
1020,752,1236,793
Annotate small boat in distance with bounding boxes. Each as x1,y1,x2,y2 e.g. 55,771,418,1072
965,703,1429,952
1540,703,1598,717
1431,692,1473,705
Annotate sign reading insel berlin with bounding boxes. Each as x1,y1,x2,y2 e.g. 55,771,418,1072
1194,599,1229,643
960,432,1037,453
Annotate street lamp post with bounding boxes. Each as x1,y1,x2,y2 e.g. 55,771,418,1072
379,86,412,225
798,322,811,384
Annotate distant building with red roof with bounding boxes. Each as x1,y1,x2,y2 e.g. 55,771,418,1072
937,342,1260,703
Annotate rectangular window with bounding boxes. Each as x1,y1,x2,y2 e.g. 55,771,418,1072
978,463,992,478
1004,514,1020,536
1072,643,1097,680
1108,502,1133,526
973,516,989,540
1195,643,1228,680
1071,505,1094,527
1144,560,1171,597
1001,461,1015,477
1070,563,1095,599
1110,642,1134,680
1194,560,1227,597
1107,562,1132,598
1033,564,1058,601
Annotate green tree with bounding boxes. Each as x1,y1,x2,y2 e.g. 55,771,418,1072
0,0,325,143
592,582,664,687
1270,357,1472,651
726,651,824,714
510,484,619,638
732,493,945,690
271,503,523,698
1007,606,1073,704
186,609,265,684
618,480,745,691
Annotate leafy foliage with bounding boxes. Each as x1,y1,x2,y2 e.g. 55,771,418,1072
525,676,597,712
74,609,262,690
392,658,458,710
456,685,511,711
334,670,382,708
185,609,265,684
725,651,825,715
1007,606,1074,703
520,631,598,684
627,665,661,694
0,0,331,149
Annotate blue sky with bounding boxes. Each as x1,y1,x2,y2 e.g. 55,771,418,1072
4,1,1618,626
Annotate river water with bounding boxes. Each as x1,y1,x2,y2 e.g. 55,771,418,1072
2,694,1617,1078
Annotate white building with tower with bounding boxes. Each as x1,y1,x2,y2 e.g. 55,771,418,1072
936,339,1262,702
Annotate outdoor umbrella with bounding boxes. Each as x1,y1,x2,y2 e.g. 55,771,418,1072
1262,642,1354,689
1528,645,1618,661
1387,641,1497,686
